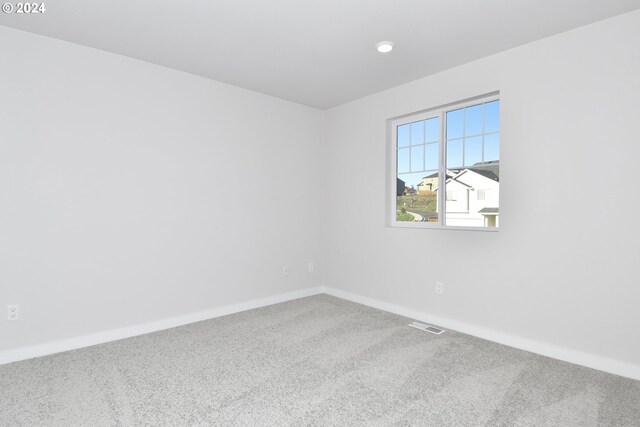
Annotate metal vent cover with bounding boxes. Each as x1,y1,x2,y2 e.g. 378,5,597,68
408,321,445,335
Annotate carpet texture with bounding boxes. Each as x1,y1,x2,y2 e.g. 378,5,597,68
1,294,639,426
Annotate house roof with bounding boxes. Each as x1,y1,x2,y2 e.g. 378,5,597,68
422,172,439,180
467,168,499,181
432,166,499,192
478,207,499,214
468,161,499,179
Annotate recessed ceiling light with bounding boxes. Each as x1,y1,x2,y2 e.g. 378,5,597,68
375,41,395,54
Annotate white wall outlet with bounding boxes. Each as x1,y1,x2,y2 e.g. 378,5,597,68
282,265,289,277
435,281,444,295
308,262,314,273
7,304,19,321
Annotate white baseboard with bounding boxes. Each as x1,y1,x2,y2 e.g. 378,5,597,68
0,286,324,366
4,285,639,381
322,286,640,381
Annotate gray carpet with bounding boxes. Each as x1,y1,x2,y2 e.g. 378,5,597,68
1,294,639,426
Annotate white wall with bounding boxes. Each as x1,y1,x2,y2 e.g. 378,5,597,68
2,10,639,375
0,27,324,352
322,10,640,367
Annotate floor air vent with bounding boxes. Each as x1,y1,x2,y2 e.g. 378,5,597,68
409,321,445,335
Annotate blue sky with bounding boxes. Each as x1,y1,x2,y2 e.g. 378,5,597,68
397,100,499,188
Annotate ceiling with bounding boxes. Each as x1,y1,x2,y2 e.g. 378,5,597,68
1,1,638,109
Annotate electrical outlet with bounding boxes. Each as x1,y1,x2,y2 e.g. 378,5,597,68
435,281,444,295
308,262,314,273
7,304,19,321
282,265,289,277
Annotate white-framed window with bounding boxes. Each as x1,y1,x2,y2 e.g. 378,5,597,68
390,93,500,230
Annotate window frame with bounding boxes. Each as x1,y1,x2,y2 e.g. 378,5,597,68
388,93,500,232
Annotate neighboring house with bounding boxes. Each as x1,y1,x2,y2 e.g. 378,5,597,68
418,160,499,192
417,173,438,194
396,178,406,197
435,164,500,227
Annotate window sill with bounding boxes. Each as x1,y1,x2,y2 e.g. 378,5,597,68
390,221,499,232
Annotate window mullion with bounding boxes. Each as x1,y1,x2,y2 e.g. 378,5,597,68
481,101,485,163
439,111,446,227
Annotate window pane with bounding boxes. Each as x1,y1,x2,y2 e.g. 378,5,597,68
465,104,483,136
464,136,482,166
396,175,413,221
445,141,500,229
484,100,500,133
410,121,424,145
398,124,410,148
397,171,438,223
446,139,463,169
446,109,464,139
411,145,424,171
484,134,500,162
425,143,438,170
425,117,439,142
398,148,410,173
